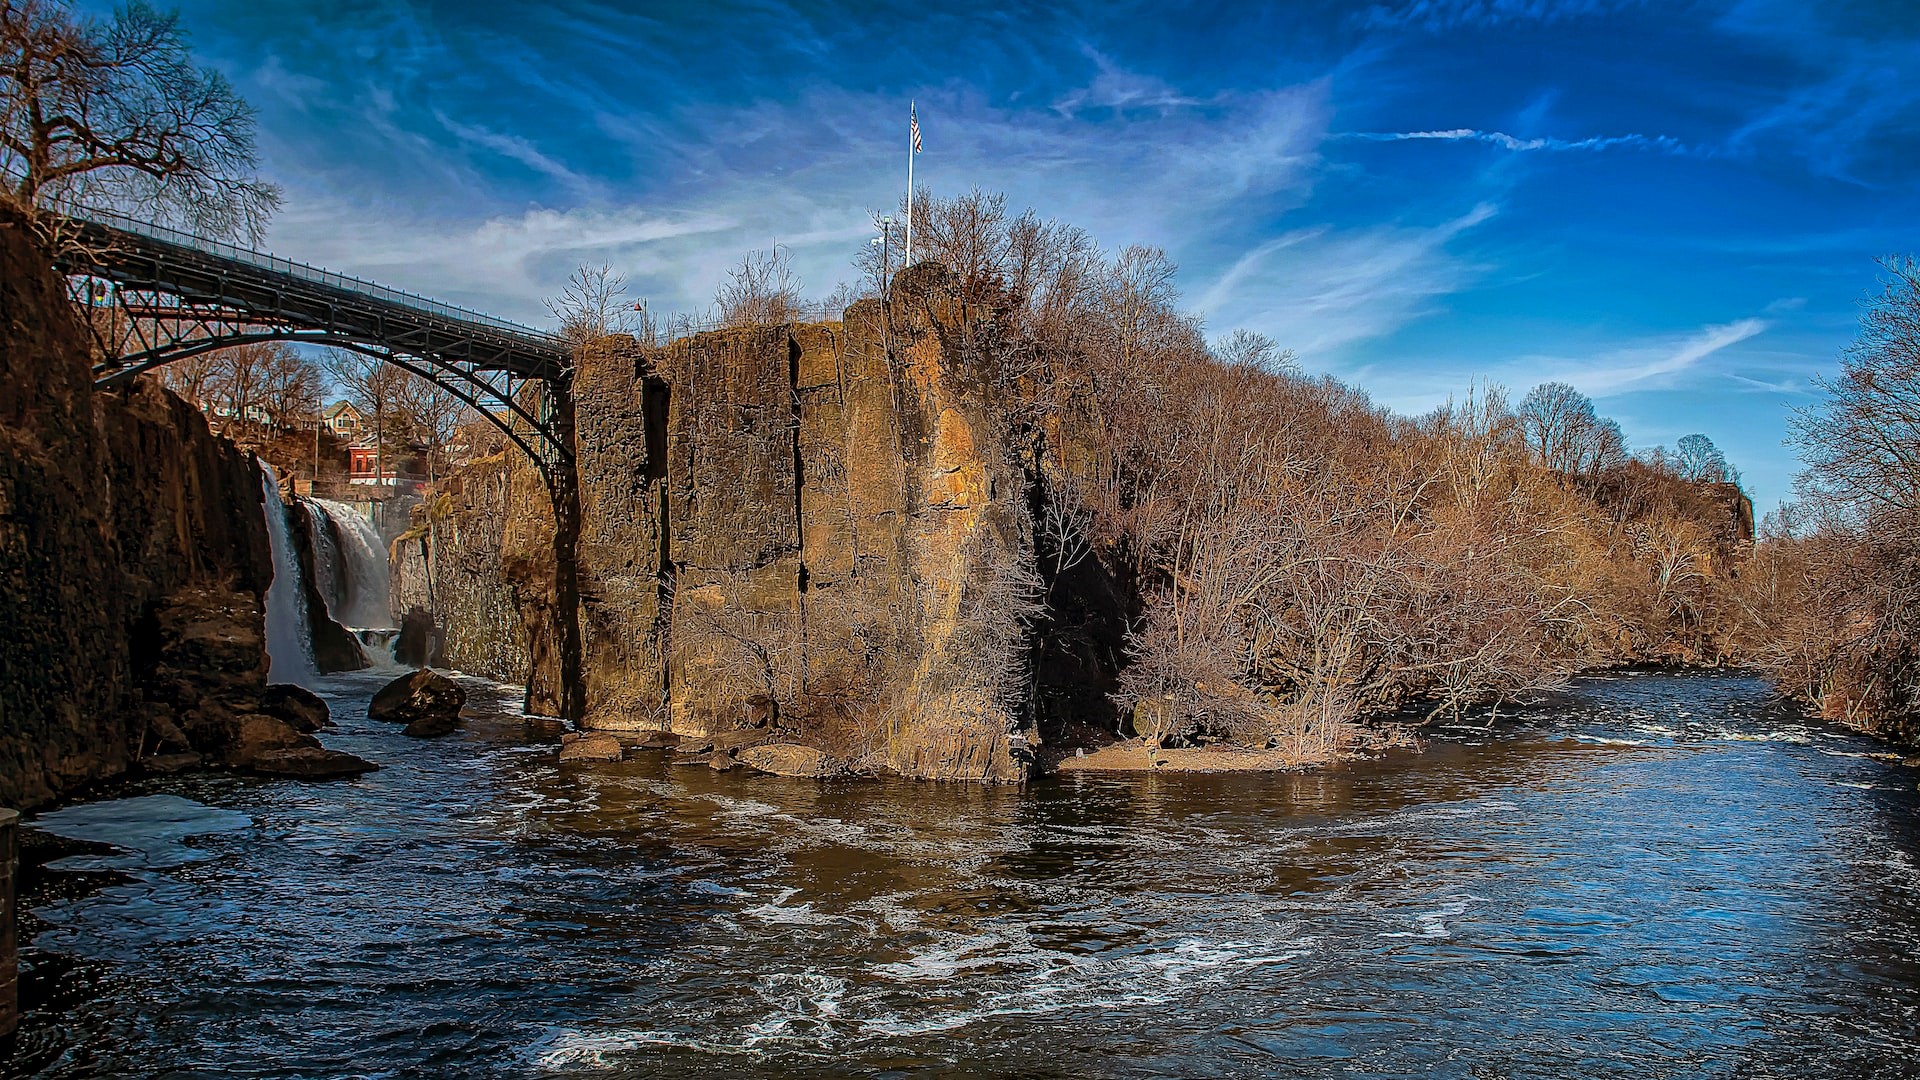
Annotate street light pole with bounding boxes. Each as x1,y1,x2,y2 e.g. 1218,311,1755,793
872,215,894,301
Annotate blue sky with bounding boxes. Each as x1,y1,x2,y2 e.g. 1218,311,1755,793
102,0,1920,511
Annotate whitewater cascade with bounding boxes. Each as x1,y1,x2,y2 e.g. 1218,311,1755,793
259,466,318,686
308,499,396,631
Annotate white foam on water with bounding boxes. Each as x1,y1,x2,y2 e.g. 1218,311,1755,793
1571,734,1649,747
1711,730,1812,744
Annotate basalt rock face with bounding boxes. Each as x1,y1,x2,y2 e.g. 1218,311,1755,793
391,451,566,714
561,266,1038,782
0,206,301,809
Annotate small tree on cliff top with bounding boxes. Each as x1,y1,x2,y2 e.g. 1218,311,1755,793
547,263,640,346
715,246,801,328
0,0,278,240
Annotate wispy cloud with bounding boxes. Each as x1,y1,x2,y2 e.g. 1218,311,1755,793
1342,128,1693,154
265,203,737,323
1360,317,1772,420
1197,202,1499,359
431,111,598,197
1053,48,1202,117
1360,0,1647,32
1511,318,1771,400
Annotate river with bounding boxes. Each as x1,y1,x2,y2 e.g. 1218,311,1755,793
10,671,1920,1078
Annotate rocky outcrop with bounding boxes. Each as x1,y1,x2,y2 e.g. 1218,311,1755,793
737,743,843,778
393,606,437,669
262,685,331,733
556,266,1035,781
0,205,377,807
390,450,566,713
410,269,1063,783
557,732,623,763
142,585,377,778
368,669,467,729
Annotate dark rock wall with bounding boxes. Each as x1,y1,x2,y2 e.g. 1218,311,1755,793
391,449,567,714
0,208,274,810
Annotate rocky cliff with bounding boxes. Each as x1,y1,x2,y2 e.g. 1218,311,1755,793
391,451,564,703
560,268,1036,780
0,207,341,809
414,267,1049,780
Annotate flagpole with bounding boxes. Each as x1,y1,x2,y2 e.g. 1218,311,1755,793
906,100,915,267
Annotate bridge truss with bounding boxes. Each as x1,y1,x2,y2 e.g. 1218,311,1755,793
54,210,575,490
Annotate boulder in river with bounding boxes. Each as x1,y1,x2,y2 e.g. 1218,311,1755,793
245,747,380,778
393,606,438,669
737,743,843,778
182,710,318,766
139,752,204,776
403,712,460,739
368,670,466,727
558,732,623,763
262,684,331,733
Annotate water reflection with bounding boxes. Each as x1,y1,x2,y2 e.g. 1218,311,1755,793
12,671,1920,1078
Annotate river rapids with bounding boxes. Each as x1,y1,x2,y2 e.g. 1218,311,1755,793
12,671,1920,1078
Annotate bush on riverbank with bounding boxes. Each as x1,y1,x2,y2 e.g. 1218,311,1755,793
1735,259,1920,742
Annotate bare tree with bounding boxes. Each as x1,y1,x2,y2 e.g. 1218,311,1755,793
399,371,473,483
202,340,278,435
1211,328,1297,374
151,349,215,407
324,348,406,480
546,263,636,345
1794,258,1920,530
257,344,320,430
714,246,801,327
1518,381,1610,475
0,0,279,240
1674,433,1731,484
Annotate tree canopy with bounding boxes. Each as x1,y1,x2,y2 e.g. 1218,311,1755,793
0,0,278,239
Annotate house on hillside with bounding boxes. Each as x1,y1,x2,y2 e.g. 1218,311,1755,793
347,439,396,485
323,401,365,440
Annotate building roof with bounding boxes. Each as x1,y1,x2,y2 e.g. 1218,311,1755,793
324,401,362,419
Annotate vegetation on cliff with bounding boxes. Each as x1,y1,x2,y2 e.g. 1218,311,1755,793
864,190,1750,760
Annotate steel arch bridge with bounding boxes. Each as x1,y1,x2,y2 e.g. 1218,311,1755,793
54,209,575,490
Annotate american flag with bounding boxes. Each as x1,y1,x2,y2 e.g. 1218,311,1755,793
911,104,922,154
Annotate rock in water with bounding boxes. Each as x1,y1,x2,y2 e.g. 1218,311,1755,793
368,670,466,727
393,607,437,669
139,752,204,776
558,733,623,763
246,748,380,778
403,712,459,739
737,744,841,778
262,684,331,732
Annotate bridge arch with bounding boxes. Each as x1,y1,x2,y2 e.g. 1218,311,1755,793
55,210,575,492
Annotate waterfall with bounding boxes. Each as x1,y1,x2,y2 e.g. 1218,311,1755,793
259,465,318,687
309,499,396,630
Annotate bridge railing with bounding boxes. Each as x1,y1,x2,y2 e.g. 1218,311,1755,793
71,207,562,347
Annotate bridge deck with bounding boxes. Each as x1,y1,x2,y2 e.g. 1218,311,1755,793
61,209,569,382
